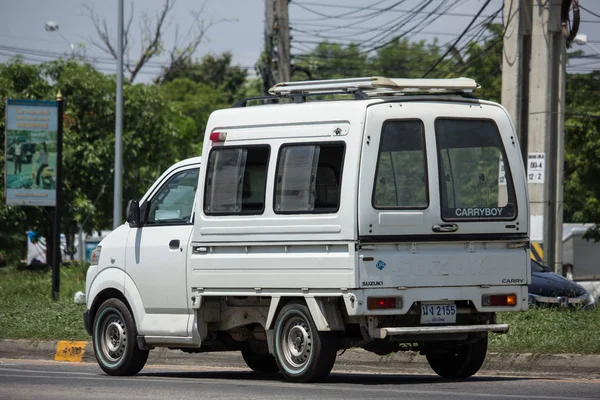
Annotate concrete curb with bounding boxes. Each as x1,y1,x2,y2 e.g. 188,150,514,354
1,339,599,377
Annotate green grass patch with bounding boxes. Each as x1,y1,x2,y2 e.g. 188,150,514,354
490,307,600,354
1,264,599,353
0,264,88,340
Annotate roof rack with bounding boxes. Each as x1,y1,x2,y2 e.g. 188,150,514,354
268,76,479,96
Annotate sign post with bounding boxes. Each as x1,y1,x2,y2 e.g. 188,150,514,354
52,92,64,300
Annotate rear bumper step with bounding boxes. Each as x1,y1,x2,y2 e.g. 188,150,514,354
374,323,509,339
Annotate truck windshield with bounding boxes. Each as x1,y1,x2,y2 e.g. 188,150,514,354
435,118,516,221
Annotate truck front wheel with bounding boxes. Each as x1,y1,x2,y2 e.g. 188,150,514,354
93,298,149,376
273,302,338,383
425,334,488,379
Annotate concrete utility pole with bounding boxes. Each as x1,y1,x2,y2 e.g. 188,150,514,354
501,0,567,273
501,0,532,166
262,0,277,94
275,0,291,83
113,0,124,229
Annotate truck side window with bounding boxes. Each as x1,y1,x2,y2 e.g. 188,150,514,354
204,145,269,215
146,167,199,225
373,120,428,209
274,143,345,214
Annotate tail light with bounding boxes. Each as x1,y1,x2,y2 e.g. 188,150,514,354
482,294,517,306
367,297,403,310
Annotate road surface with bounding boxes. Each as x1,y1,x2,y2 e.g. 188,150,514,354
1,358,600,400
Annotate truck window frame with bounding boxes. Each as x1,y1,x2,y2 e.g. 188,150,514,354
143,166,200,227
371,118,430,210
273,141,346,215
435,117,518,222
203,144,271,216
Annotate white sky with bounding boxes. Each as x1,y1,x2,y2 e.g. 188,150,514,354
0,0,599,82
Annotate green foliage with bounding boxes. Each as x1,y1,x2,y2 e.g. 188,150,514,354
563,72,600,237
0,58,204,261
159,52,248,104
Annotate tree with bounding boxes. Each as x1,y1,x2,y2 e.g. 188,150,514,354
0,58,198,262
158,52,248,104
562,71,600,239
294,42,371,80
86,0,218,83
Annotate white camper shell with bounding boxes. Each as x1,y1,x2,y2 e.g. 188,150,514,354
84,77,530,382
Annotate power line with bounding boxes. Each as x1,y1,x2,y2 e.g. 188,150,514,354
422,0,492,77
291,0,502,20
291,0,405,21
580,5,600,20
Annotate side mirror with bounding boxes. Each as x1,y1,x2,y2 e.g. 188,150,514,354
126,199,140,226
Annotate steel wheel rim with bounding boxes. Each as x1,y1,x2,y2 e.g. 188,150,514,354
99,313,127,363
280,315,312,370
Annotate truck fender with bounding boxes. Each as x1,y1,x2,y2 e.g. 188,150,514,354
265,296,344,354
87,267,147,335
265,296,344,332
87,266,126,309
305,297,345,331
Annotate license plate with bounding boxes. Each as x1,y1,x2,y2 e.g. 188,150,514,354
420,304,457,324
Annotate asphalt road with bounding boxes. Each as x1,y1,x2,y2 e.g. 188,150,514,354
1,359,600,400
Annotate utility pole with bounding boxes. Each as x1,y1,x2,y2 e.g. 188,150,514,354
261,0,277,94
501,0,568,273
501,0,532,166
275,0,291,83
113,0,124,229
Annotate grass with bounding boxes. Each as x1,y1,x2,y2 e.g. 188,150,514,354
490,307,600,354
1,265,600,354
0,264,88,340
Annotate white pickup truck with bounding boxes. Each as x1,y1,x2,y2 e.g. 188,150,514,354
84,77,530,382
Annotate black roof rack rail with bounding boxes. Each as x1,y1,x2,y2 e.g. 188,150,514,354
232,95,279,108
232,90,369,108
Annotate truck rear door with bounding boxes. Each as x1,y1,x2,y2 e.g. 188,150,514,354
357,101,529,289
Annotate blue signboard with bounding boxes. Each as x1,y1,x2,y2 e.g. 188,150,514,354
4,99,59,206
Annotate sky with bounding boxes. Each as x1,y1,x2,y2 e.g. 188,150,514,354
1,0,600,83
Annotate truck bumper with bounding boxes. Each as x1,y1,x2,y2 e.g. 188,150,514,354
83,310,92,336
373,323,509,339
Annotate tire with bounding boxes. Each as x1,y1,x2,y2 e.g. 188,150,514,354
273,302,339,383
425,335,488,379
241,346,280,373
92,298,149,376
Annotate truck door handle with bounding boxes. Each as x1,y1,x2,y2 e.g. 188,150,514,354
169,239,180,249
432,223,458,233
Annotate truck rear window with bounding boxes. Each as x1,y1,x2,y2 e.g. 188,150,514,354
435,118,516,221
372,120,428,209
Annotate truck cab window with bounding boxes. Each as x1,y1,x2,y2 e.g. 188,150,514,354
146,168,199,225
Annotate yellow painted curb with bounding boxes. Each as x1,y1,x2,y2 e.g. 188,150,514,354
54,341,87,362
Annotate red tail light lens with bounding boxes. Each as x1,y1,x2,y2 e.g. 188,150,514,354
209,131,227,142
367,297,401,310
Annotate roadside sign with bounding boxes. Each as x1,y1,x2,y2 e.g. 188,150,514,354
4,99,59,206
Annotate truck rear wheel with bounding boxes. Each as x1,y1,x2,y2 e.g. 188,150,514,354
425,335,488,379
273,302,338,383
93,298,149,376
241,346,279,373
